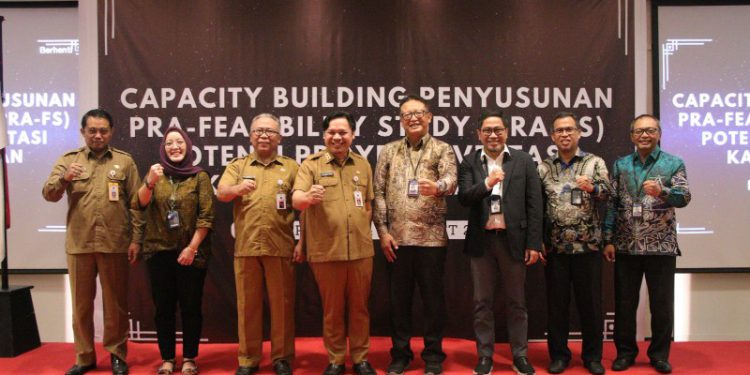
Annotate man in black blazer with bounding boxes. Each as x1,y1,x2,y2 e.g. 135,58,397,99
458,109,543,375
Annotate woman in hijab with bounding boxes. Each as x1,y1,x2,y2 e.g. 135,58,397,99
132,126,214,375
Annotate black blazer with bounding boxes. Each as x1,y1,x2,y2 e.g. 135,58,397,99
458,148,543,261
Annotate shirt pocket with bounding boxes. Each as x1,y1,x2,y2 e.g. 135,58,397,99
319,177,342,202
70,174,91,195
107,172,127,201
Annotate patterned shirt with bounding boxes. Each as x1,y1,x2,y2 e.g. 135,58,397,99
133,171,214,268
538,150,610,254
603,147,691,256
373,134,458,247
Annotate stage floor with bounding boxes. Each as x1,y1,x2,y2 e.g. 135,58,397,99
1,337,748,374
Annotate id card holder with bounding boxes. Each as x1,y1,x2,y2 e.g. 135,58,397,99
490,196,502,214
167,210,180,229
632,202,642,218
408,179,419,197
276,193,287,210
108,182,119,201
354,190,364,207
571,188,583,206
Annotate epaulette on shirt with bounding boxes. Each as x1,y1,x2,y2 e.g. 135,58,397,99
110,147,133,157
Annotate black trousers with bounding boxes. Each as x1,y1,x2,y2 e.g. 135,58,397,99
545,251,603,362
147,250,208,360
614,253,676,362
387,246,447,364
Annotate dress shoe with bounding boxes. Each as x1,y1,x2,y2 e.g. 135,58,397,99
424,362,443,375
473,356,493,375
512,356,535,375
236,366,260,375
353,361,376,375
111,354,129,375
322,363,345,375
65,363,97,375
650,360,672,374
386,359,411,375
584,361,605,375
547,359,569,374
273,360,292,375
611,357,634,371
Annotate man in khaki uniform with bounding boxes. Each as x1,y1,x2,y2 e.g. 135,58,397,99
42,109,142,375
292,111,376,375
217,113,298,375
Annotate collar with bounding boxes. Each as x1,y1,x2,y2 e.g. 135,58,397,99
405,133,431,150
632,146,662,164
481,145,510,163
323,149,354,165
248,152,282,166
553,148,586,164
84,145,112,159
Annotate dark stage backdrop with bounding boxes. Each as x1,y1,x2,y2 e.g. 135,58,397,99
98,0,634,343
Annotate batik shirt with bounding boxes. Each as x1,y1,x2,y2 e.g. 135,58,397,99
538,150,610,254
603,147,691,256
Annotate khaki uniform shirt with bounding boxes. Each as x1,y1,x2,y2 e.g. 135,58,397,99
373,134,458,247
42,146,142,254
293,150,374,263
219,153,298,257
132,171,214,267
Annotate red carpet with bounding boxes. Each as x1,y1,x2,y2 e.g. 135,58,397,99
1,338,748,374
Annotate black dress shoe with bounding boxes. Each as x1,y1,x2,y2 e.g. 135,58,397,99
386,359,411,375
584,361,605,375
548,359,569,374
512,357,535,375
273,360,292,375
650,360,672,374
424,361,443,375
353,361,376,375
236,366,260,375
65,363,97,375
322,363,345,375
111,354,129,375
473,357,493,375
611,357,634,371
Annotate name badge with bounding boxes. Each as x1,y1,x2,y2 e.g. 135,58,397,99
167,210,180,229
108,182,119,201
321,171,334,177
632,202,643,218
276,193,287,210
571,188,583,206
408,179,419,197
490,196,502,214
354,190,364,207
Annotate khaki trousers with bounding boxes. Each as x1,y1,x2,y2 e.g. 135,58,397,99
67,253,129,365
310,257,373,365
235,256,296,367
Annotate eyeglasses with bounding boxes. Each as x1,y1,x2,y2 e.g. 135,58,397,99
480,127,506,136
400,111,429,120
631,127,659,136
553,127,579,135
252,128,280,136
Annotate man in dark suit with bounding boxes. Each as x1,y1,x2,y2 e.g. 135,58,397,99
458,109,543,375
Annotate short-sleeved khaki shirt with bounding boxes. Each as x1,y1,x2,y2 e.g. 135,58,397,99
42,146,142,254
293,150,374,262
219,153,298,257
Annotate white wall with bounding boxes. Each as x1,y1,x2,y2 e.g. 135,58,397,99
8,0,750,343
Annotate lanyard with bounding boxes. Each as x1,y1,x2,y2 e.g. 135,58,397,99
403,137,430,179
168,176,181,211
